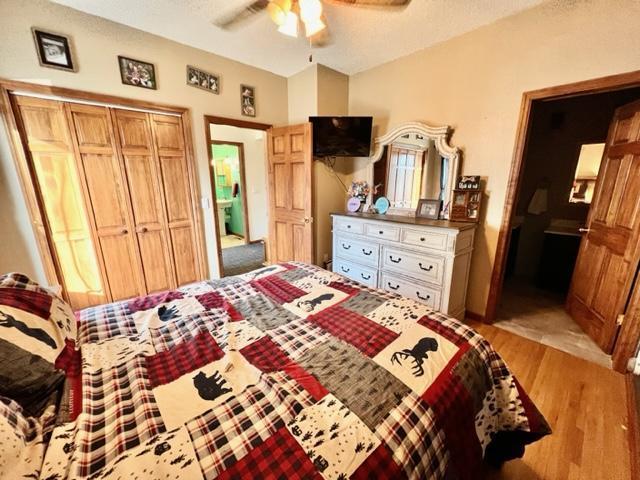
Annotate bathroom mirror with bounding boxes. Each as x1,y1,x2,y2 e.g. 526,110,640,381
366,122,461,218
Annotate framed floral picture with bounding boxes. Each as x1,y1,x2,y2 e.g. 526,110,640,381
118,56,157,90
241,84,256,117
32,28,76,72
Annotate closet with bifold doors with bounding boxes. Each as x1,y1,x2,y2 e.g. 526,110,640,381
11,94,203,310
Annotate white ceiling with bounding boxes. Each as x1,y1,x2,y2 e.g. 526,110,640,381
51,0,546,77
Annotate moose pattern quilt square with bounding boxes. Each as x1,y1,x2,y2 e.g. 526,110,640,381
37,262,550,480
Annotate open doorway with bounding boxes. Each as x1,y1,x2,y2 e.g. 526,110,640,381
205,116,270,276
487,78,640,370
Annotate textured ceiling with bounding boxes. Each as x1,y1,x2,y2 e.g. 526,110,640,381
51,0,546,77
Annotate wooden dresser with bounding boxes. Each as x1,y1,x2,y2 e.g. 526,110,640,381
332,212,475,319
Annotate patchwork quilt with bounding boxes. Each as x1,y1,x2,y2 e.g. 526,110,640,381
31,263,548,479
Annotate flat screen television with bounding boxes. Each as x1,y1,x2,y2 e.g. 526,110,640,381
310,116,373,157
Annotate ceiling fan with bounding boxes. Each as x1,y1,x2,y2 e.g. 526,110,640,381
214,0,411,43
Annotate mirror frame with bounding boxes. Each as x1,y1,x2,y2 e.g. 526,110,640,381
365,121,461,218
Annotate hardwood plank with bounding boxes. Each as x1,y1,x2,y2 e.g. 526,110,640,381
473,323,632,479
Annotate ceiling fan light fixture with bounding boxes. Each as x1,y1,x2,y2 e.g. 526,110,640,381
267,0,292,26
299,0,323,23
278,11,299,37
303,17,326,37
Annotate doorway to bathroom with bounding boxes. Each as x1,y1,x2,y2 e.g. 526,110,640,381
206,116,270,277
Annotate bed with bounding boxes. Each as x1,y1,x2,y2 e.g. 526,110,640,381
1,262,549,479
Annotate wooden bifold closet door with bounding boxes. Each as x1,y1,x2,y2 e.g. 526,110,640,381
12,95,201,309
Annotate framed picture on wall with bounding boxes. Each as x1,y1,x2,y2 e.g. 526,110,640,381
241,84,256,117
118,56,157,90
187,65,220,94
32,28,76,72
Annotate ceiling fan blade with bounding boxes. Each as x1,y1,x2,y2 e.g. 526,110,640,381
327,0,411,6
213,0,269,30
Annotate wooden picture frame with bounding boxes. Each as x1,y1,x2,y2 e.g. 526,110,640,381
450,189,481,222
241,84,256,117
32,28,76,72
118,56,157,90
416,199,441,219
186,65,220,94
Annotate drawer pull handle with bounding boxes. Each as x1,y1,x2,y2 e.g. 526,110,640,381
341,266,350,273
387,282,400,291
342,243,351,250
420,237,426,242
378,230,384,235
419,263,433,272
416,292,431,301
361,273,371,280
362,249,373,256
389,255,402,263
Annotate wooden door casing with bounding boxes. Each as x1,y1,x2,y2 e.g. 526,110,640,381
67,104,147,301
12,96,108,308
150,114,200,286
266,123,313,263
112,109,176,293
567,99,640,352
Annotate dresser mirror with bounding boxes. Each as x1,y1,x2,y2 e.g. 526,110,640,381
366,122,461,218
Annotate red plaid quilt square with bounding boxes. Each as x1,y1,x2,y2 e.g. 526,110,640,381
308,305,399,357
250,276,307,304
0,287,52,319
127,290,184,313
240,336,291,373
196,292,242,320
281,361,329,401
350,443,405,480
147,331,225,387
418,315,468,346
327,281,360,295
216,427,321,480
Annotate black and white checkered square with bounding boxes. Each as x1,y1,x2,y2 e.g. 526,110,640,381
77,301,136,344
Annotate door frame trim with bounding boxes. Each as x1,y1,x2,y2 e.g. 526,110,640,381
204,115,271,277
484,69,640,372
0,78,209,295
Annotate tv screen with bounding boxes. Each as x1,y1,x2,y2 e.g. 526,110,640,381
310,116,372,157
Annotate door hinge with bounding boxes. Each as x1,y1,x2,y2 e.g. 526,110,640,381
616,314,624,326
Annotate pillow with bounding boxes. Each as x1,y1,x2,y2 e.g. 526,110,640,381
0,273,77,418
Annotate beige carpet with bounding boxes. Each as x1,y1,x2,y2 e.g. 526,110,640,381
494,279,611,369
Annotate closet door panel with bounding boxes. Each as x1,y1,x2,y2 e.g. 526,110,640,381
151,114,199,285
114,110,175,292
13,96,106,308
68,104,145,300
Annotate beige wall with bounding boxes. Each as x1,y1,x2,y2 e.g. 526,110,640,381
286,64,351,266
0,0,288,282
348,0,640,315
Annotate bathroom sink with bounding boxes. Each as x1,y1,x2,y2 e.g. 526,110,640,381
217,199,232,208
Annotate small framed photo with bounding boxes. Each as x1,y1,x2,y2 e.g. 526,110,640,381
32,28,76,72
457,175,481,190
416,199,442,220
187,65,219,94
241,84,256,117
118,56,157,90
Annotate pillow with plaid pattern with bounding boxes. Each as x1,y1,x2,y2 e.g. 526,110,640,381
0,273,77,418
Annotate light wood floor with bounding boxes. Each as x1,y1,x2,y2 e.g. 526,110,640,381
472,322,632,480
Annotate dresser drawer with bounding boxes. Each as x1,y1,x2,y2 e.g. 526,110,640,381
401,228,449,251
364,223,400,242
382,247,445,286
333,258,377,287
380,273,441,309
334,217,364,235
335,236,380,267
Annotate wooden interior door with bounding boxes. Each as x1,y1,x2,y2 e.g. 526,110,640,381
150,114,200,286
266,123,313,263
112,109,176,293
567,99,640,352
12,96,107,308
67,104,146,301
